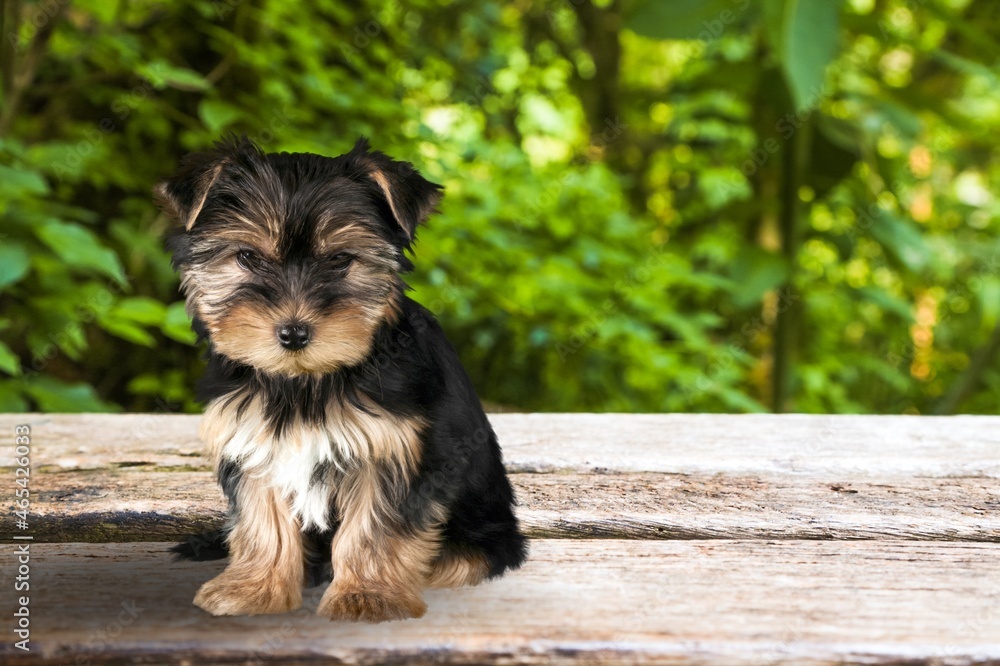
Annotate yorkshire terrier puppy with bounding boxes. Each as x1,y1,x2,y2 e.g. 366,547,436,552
155,137,526,622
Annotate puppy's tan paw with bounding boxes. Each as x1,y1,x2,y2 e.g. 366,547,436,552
194,572,302,616
427,546,490,589
317,585,426,623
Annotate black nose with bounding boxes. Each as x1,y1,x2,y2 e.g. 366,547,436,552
277,324,311,350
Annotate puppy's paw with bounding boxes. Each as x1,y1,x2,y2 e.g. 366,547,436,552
317,585,426,623
194,571,302,616
427,546,490,589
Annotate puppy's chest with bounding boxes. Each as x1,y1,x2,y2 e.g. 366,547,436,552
201,394,423,531
263,425,343,532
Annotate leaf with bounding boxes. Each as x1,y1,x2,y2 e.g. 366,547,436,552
761,0,786,59
718,385,769,413
0,381,28,412
163,301,197,345
199,99,243,134
764,0,842,110
112,297,167,325
856,287,914,322
97,315,157,347
127,373,162,395
728,247,790,308
0,164,49,197
976,276,1000,332
626,0,757,41
867,210,930,273
807,117,860,199
34,219,126,284
138,60,211,91
660,311,712,348
25,376,119,412
931,50,999,84
0,244,30,289
0,341,21,375
865,95,922,140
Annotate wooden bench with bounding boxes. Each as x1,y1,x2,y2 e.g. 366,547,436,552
2,413,998,664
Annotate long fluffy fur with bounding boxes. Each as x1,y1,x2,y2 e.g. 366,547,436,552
159,137,526,622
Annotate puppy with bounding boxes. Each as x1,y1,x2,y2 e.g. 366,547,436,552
155,136,526,622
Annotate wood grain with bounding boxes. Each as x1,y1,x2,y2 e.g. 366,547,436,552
4,413,996,542
2,413,998,663
3,412,1000,476
1,540,998,665
25,468,1000,542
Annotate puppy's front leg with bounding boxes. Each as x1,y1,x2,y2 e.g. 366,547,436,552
317,465,441,623
194,474,304,616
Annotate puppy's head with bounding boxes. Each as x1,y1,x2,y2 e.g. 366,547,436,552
156,137,442,376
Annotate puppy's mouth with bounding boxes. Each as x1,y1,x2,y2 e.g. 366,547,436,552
282,354,322,377
208,300,384,376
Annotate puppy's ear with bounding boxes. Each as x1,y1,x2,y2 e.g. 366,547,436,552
153,151,228,231
348,137,443,241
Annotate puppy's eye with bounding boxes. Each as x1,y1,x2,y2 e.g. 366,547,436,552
330,252,355,271
236,249,260,271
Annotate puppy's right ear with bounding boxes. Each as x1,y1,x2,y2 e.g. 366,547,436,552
153,152,228,231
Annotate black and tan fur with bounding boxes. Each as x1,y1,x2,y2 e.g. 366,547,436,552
157,137,526,622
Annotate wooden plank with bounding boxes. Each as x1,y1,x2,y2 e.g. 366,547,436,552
25,468,1000,542
4,413,997,542
3,413,1000,477
2,540,999,665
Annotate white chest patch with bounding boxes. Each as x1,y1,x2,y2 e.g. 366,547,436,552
199,392,424,532
266,426,339,531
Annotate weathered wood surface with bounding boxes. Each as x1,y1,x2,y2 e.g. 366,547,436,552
3,413,1000,542
23,468,1000,542
1,413,998,664
6,413,1000,476
2,540,1000,665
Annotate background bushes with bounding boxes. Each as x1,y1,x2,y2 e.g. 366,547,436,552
2,0,998,414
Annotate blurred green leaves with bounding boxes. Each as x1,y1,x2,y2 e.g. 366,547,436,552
729,248,789,309
35,220,127,284
0,0,997,415
138,60,211,91
867,211,930,273
765,0,842,109
0,342,22,376
0,245,31,289
199,100,244,135
628,0,842,109
626,0,755,41
23,377,119,413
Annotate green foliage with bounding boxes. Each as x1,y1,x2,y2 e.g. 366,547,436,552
765,0,843,109
1,0,998,415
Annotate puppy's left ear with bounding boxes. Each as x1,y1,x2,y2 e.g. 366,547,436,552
349,138,443,241
153,151,228,231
